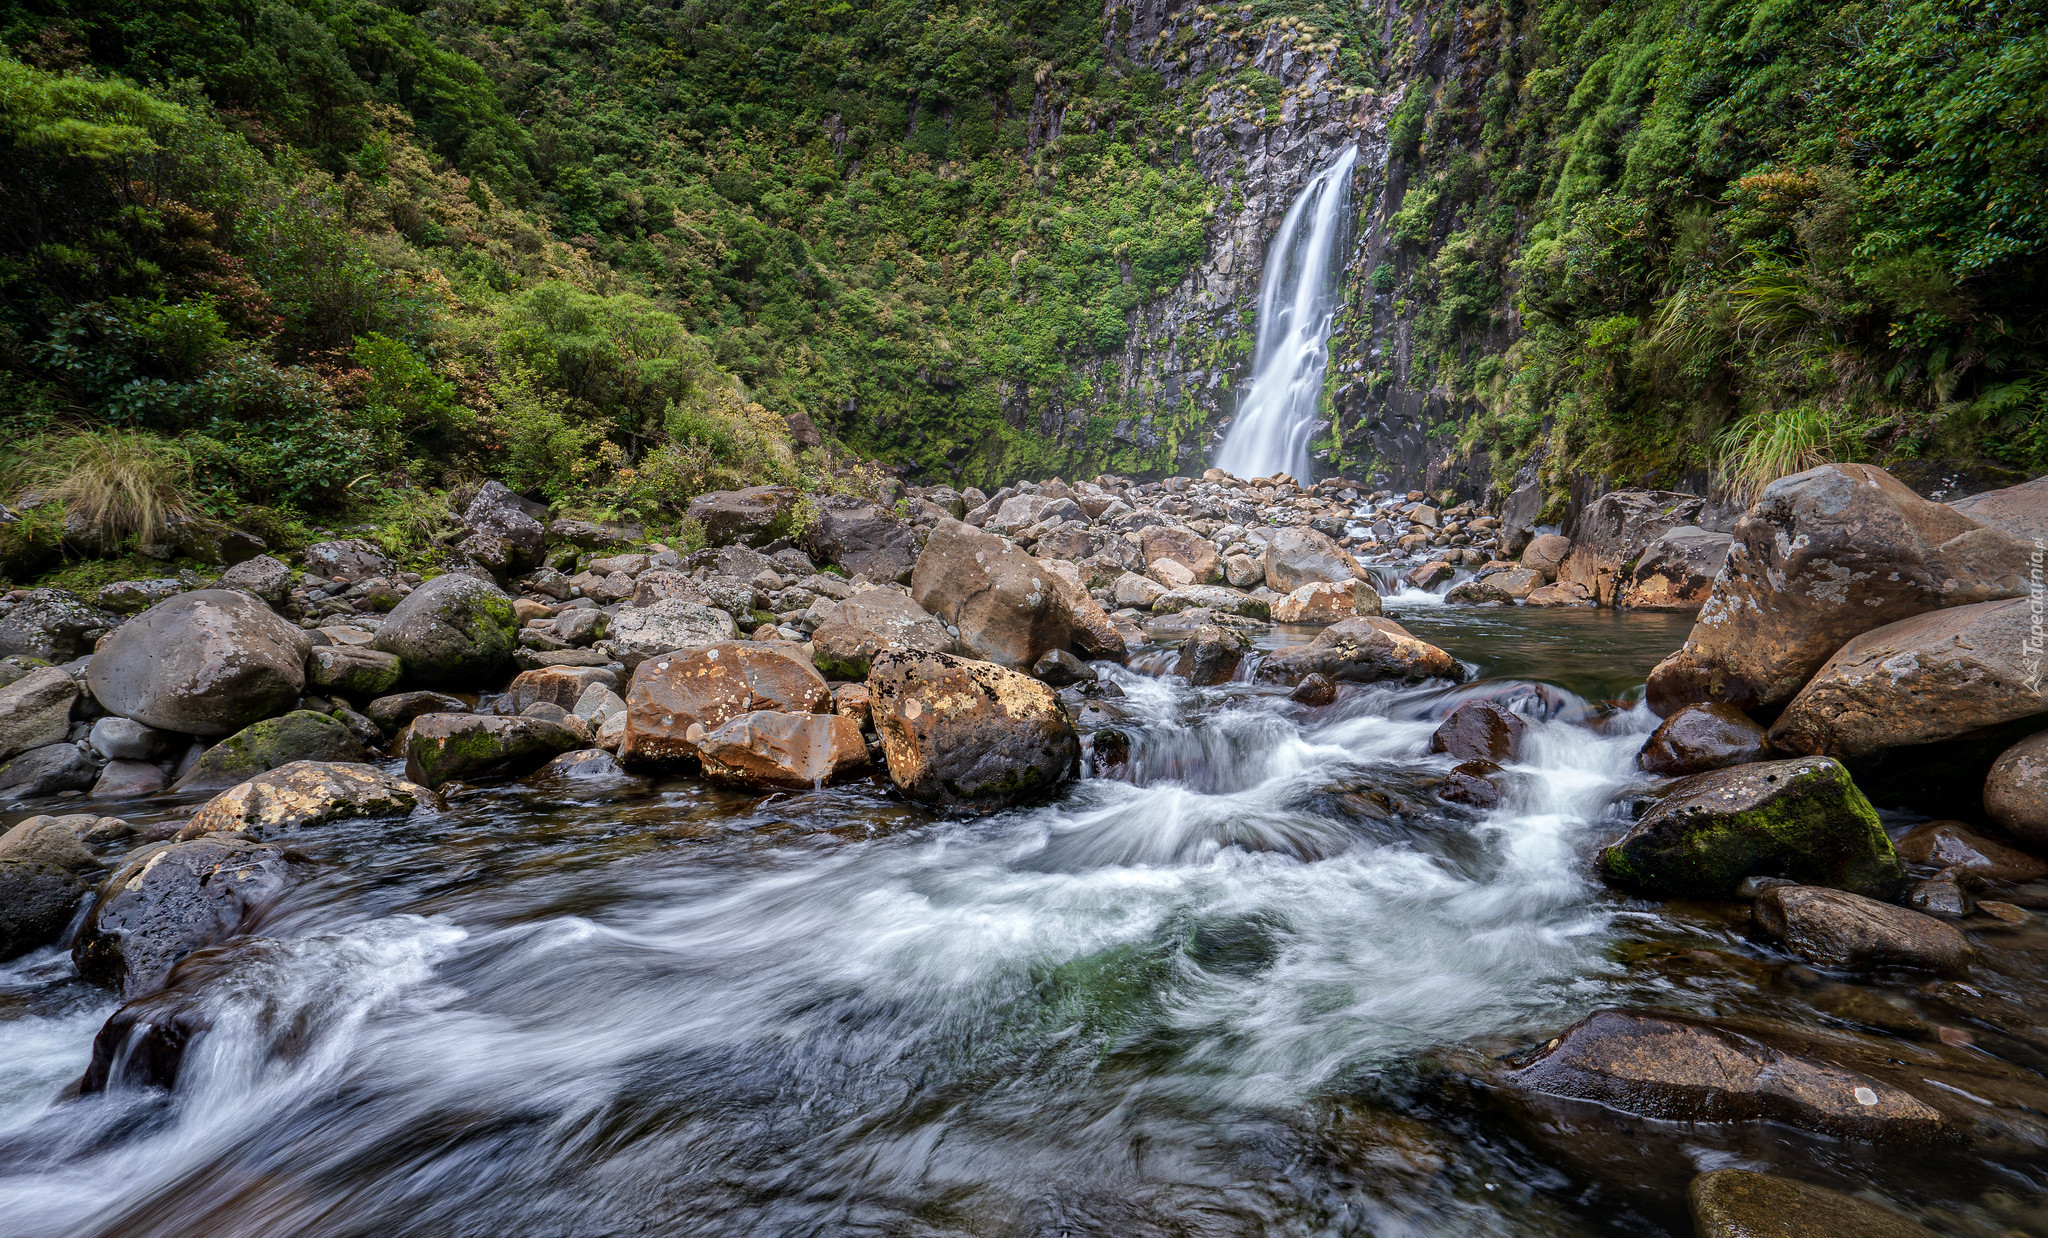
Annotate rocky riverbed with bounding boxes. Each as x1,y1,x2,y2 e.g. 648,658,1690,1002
2,465,2046,1237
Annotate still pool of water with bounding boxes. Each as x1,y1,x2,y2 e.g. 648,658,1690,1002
0,607,2041,1238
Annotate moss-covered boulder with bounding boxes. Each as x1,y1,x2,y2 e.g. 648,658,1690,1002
174,710,370,792
403,713,582,789
371,573,518,688
307,644,404,698
1600,757,1903,899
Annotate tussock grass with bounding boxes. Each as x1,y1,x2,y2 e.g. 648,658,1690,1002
3,429,195,549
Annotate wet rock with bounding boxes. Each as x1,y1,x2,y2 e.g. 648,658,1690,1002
306,645,404,698
1263,526,1366,592
866,649,1079,809
1905,871,1974,917
1523,581,1594,607
1270,580,1381,624
805,497,920,583
1618,526,1731,612
689,485,796,548
73,836,292,999
1689,1169,1941,1238
1406,560,1454,590
0,666,78,761
464,481,547,571
619,642,830,768
1290,673,1338,706
1112,571,1168,609
601,599,739,669
96,578,183,614
1153,585,1272,619
77,978,214,1093
302,539,392,583
1139,526,1219,585
1983,729,2048,845
911,522,1073,671
1647,464,2025,715
1638,703,1768,776
696,710,870,789
1174,624,1249,686
0,813,103,959
530,748,637,784
175,710,368,792
1427,701,1526,763
1754,885,1975,972
91,760,166,798
811,588,952,679
0,589,117,661
1032,648,1094,686
1947,473,2048,544
1600,757,1902,899
500,666,617,714
1896,819,2048,882
1445,567,1542,604
0,742,100,798
180,761,434,840
1501,1009,1943,1142
1256,617,1462,687
1517,533,1571,582
371,574,519,688
1769,597,2041,758
402,714,582,788
215,554,293,604
1557,491,1704,605
365,691,467,732
1440,759,1504,807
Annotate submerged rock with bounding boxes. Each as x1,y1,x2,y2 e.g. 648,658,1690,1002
179,761,434,840
1256,617,1462,687
0,814,104,960
1689,1169,1940,1238
696,710,869,789
175,710,369,792
73,837,292,999
866,649,1079,809
1752,885,1974,972
619,642,830,768
1599,757,1902,899
88,590,312,737
402,714,582,788
1638,703,1767,776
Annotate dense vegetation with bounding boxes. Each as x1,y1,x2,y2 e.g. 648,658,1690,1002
0,0,2042,582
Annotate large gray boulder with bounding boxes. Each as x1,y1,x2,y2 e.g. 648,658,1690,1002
216,554,293,603
688,485,796,548
0,814,104,959
911,522,1073,670
1263,526,1367,593
1948,474,2048,544
1617,525,1731,612
87,590,312,737
0,742,100,797
302,539,393,582
73,836,292,999
1557,490,1703,606
464,481,547,570
811,587,951,679
1647,464,2026,714
806,496,921,583
372,573,518,687
0,589,117,662
0,666,78,762
601,599,738,669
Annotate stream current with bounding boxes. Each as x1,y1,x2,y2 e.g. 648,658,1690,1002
2,605,2043,1237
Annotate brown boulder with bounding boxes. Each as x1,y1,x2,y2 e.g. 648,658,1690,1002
1270,580,1381,624
619,642,829,767
910,522,1073,670
1500,1009,1943,1142
1174,624,1250,686
1256,617,1462,687
866,649,1078,808
1617,526,1732,612
1752,885,1974,972
1263,526,1366,592
1984,729,2048,845
1522,581,1593,607
1947,473,2048,544
1638,703,1767,776
1517,533,1571,582
696,711,869,789
1289,674,1338,706
1444,567,1541,604
178,761,435,840
1557,491,1704,605
1033,559,1127,660
1689,1169,1940,1238
499,666,617,714
1769,598,2042,758
1895,820,2048,882
1426,701,1526,763
1139,526,1219,585
1646,464,2025,715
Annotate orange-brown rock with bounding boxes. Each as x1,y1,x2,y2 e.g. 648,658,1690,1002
1895,820,2048,882
1984,729,2048,846
1255,617,1462,687
696,711,869,789
1138,525,1220,585
910,522,1074,670
1617,526,1730,612
619,641,830,767
1270,580,1381,624
866,649,1078,808
1638,703,1767,776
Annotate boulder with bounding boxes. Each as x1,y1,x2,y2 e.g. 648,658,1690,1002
0,589,117,661
1149,557,1195,590
73,836,293,999
1947,473,2048,544
1517,533,1571,582
307,644,404,698
1524,581,1594,607
88,716,171,761
1895,820,2048,882
810,588,951,679
1426,701,1526,763
1174,624,1249,687
91,760,166,798
619,642,830,767
402,714,582,788
1556,490,1704,605
1290,674,1337,706
464,481,547,570
530,748,638,784
0,742,100,797
1501,1010,1943,1143
303,539,393,583
1255,617,1462,687
499,666,617,714
0,665,78,762
548,517,644,550
96,578,183,614
696,711,869,789
366,690,467,732
175,711,368,792
1769,598,2043,759
1031,648,1094,686
215,554,293,604
1647,464,2026,715
1599,757,1902,899
372,574,519,687
910,522,1073,670
1689,1169,1940,1238
78,975,215,1094
803,497,921,584
1270,580,1381,624
0,814,103,959
1617,526,1731,612
1753,884,1974,972
1406,560,1454,590
1445,567,1542,604
1151,585,1270,618
1984,730,2048,845
1112,572,1168,610
1638,703,1768,776
1032,559,1127,660
180,761,434,840
1139,526,1220,585
602,599,739,668
1263,526,1366,592
688,485,796,548
866,649,1079,808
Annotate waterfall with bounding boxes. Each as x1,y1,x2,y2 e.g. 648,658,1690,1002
1212,146,1359,481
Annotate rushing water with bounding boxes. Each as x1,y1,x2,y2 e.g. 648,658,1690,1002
1,606,2043,1238
1212,147,1359,482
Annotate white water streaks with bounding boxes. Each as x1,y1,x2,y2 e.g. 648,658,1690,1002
1213,146,1360,483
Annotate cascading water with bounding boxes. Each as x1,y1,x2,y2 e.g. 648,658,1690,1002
1213,146,1359,482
